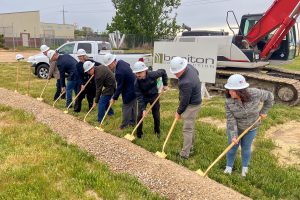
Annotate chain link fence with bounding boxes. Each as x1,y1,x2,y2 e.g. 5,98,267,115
0,26,173,51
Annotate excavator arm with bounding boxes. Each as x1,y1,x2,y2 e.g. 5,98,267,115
245,0,300,60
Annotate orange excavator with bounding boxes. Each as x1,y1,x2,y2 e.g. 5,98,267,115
181,0,300,105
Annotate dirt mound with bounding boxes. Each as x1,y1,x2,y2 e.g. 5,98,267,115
0,88,249,200
265,121,300,168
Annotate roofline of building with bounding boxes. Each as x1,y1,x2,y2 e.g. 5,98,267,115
0,10,39,15
40,22,74,27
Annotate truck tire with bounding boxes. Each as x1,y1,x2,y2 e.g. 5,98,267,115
37,64,49,79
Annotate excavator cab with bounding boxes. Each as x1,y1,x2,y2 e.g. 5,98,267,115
238,14,297,60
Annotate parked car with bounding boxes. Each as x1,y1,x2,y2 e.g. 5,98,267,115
27,41,153,79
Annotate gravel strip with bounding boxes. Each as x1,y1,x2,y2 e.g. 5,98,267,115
0,88,250,200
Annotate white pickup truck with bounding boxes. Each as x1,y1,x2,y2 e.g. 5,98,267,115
28,41,153,79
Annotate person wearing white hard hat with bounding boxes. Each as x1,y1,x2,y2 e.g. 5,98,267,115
40,44,50,56
170,56,202,160
48,50,80,108
133,61,168,139
103,53,137,130
15,54,24,61
42,46,64,101
223,74,274,177
73,49,100,112
83,60,116,123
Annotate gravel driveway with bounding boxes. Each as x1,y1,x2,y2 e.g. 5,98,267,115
0,88,249,200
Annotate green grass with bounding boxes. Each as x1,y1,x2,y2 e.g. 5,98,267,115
0,104,164,200
1,62,300,199
278,56,300,71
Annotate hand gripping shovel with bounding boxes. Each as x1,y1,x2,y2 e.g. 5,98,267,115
84,104,96,122
155,117,178,158
124,92,164,142
196,117,261,177
95,101,113,131
52,91,66,107
37,80,50,101
63,75,94,114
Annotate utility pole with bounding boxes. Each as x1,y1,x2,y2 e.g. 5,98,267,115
59,6,68,24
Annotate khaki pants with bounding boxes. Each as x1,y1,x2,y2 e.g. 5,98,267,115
180,104,201,158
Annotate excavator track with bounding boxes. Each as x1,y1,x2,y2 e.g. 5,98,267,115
207,69,300,106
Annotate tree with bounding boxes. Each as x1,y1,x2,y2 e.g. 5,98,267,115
107,0,181,39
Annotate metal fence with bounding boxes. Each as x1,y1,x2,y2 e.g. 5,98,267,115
0,26,173,50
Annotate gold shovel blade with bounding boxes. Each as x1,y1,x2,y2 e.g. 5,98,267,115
63,110,69,114
124,134,135,141
155,151,167,159
95,126,104,131
36,97,43,101
195,169,206,177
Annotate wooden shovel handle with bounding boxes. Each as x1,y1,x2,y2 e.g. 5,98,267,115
39,79,50,98
203,117,261,176
100,101,113,125
52,91,66,107
66,75,94,109
130,92,164,136
161,117,178,152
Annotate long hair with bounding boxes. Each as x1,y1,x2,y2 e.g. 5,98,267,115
225,89,251,103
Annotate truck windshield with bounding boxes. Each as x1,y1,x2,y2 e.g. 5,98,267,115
98,43,111,52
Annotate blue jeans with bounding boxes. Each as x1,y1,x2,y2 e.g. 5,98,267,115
226,128,257,168
98,95,114,122
66,80,80,107
54,79,62,100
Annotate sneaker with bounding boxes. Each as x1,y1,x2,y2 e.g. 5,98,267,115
156,132,160,139
224,166,232,175
119,124,128,130
177,152,188,160
242,167,248,177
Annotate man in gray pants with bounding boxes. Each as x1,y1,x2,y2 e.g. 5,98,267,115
170,57,202,159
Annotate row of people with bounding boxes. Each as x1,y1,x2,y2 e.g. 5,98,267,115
40,45,274,177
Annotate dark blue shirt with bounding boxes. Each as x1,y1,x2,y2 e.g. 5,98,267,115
57,54,79,87
112,60,136,104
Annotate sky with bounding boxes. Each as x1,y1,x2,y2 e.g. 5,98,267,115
0,0,275,32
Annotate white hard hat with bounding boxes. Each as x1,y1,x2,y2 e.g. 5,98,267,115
103,53,116,66
15,54,24,61
83,61,95,72
40,44,50,53
224,74,249,90
170,57,188,74
132,61,148,73
47,50,56,60
77,49,87,56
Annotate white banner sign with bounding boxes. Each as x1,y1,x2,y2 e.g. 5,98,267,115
153,38,218,83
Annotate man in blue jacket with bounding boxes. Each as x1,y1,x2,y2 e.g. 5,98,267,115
74,49,97,112
48,50,80,108
104,53,136,129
